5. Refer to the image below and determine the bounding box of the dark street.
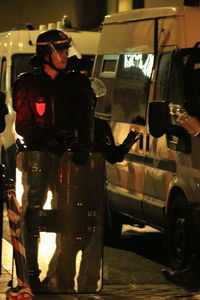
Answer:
[1,223,200,299]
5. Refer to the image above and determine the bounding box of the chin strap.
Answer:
[44,55,64,73]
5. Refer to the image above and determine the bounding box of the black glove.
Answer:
[104,130,139,164]
[72,151,90,165]
[120,130,139,154]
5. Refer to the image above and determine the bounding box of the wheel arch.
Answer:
[165,173,192,216]
[167,186,187,210]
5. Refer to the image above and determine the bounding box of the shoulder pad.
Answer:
[12,72,35,111]
[13,72,35,90]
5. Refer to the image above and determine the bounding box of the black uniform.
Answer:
[13,70,95,163]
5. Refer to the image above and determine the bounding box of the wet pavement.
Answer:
[1,267,200,300]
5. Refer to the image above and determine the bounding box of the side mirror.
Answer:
[148,101,171,138]
[90,78,107,98]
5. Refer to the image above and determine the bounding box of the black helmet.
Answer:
[30,29,72,68]
[30,29,81,69]
[36,29,71,57]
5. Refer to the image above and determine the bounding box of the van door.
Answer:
[143,47,178,228]
[107,52,154,221]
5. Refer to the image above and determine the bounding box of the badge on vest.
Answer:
[36,97,46,116]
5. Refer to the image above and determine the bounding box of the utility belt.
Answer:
[15,135,76,152]
[16,137,105,153]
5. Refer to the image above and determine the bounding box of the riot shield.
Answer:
[15,151,105,294]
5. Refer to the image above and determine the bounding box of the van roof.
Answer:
[0,29,100,56]
[103,6,199,24]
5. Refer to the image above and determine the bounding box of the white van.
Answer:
[93,6,200,270]
[0,24,100,178]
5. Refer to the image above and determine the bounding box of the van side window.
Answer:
[112,53,154,124]
[0,58,6,93]
[154,52,173,100]
[93,55,118,116]
[100,55,119,78]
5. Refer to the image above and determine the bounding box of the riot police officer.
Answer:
[12,29,95,292]
[13,29,94,162]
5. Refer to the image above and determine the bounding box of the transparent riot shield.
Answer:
[16,151,105,294]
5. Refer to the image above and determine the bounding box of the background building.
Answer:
[0,0,197,32]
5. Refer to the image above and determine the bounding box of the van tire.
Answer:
[164,195,198,270]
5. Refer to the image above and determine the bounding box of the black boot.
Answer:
[28,269,43,293]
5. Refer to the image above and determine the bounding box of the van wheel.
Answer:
[164,195,198,270]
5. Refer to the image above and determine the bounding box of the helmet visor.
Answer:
[36,37,82,59]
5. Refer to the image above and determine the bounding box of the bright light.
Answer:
[38,232,57,280]
[74,250,83,292]
[15,167,23,206]
[124,53,154,78]
[18,42,23,48]
[43,190,53,209]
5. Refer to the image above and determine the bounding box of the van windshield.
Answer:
[11,54,95,87]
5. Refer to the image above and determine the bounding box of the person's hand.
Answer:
[179,116,200,136]
[121,130,139,152]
